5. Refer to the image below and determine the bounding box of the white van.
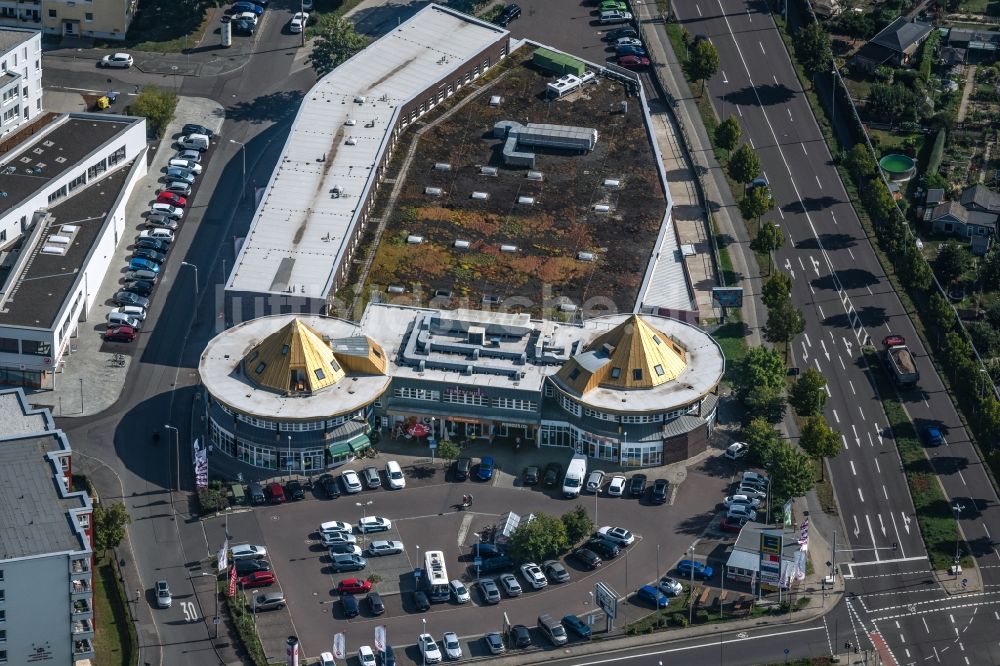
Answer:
[178,133,210,152]
[562,453,587,498]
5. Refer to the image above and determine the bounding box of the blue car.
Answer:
[129,257,160,274]
[562,614,592,639]
[676,559,713,580]
[636,584,669,608]
[232,1,263,14]
[477,456,495,481]
[616,45,647,58]
[923,426,945,447]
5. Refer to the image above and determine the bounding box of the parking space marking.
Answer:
[457,514,474,546]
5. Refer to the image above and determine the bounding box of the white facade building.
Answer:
[0,28,42,136]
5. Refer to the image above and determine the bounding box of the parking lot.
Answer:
[203,438,758,664]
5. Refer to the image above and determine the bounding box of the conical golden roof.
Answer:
[243,319,346,394]
[555,315,687,395]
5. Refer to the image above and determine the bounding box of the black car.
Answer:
[367,591,385,615]
[477,554,514,574]
[570,547,602,570]
[319,473,340,498]
[605,26,638,41]
[182,123,215,138]
[454,457,472,481]
[341,594,359,618]
[136,238,170,252]
[543,559,570,583]
[586,537,620,560]
[413,590,430,612]
[235,559,272,576]
[509,624,532,648]
[112,291,150,308]
[133,248,166,264]
[650,478,669,504]
[284,479,305,501]
[234,18,255,35]
[123,280,155,297]
[494,2,521,26]
[328,543,359,555]
[629,473,647,498]
[523,466,539,485]
[543,462,563,487]
[472,542,503,559]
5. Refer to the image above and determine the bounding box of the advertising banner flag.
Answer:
[799,518,810,545]
[783,499,793,527]
[333,633,346,660]
[227,564,237,598]
[217,538,229,571]
[374,625,386,652]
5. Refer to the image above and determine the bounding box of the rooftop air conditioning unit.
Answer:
[603,178,622,188]
[577,252,595,262]
[593,204,610,212]
[500,244,517,253]
[517,196,534,205]
[480,166,498,176]
[526,171,543,181]
[434,163,452,171]
[406,235,424,244]
[454,240,470,249]
[387,285,405,294]
[471,191,489,200]
[425,187,443,196]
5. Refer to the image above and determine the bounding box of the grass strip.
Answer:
[228,585,269,666]
[93,554,137,666]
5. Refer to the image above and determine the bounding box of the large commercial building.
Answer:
[0,112,148,388]
[0,0,135,41]
[0,28,42,135]
[199,304,724,476]
[0,388,95,664]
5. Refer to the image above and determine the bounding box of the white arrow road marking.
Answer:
[879,514,887,537]
[784,258,795,280]
[851,460,857,476]
[811,256,821,276]
[721,70,728,83]
[866,515,879,560]
[801,342,809,361]
[902,512,911,534]
[820,340,830,360]
[854,515,861,538]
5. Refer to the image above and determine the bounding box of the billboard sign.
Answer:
[595,582,618,620]
[759,529,783,585]
[712,286,744,308]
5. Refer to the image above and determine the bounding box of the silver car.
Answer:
[367,540,404,556]
[155,580,171,608]
[164,168,196,183]
[499,572,522,596]
[164,181,192,196]
[478,578,501,604]
[586,469,606,493]
[253,592,285,611]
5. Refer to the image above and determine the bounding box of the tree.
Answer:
[750,220,784,273]
[766,441,815,508]
[795,22,833,86]
[93,502,132,553]
[197,480,229,516]
[508,512,569,563]
[728,144,761,190]
[867,83,921,123]
[714,116,741,158]
[789,368,828,417]
[762,272,792,310]
[310,16,369,76]
[935,243,971,284]
[799,415,841,481]
[688,39,720,95]
[129,86,177,138]
[979,246,1000,293]
[898,243,933,291]
[927,291,955,347]
[742,417,781,468]
[733,346,786,398]
[927,129,947,175]
[561,505,594,544]
[763,299,806,360]
[741,185,776,232]
[842,144,875,185]
[436,440,461,464]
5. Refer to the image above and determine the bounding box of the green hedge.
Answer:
[927,129,946,176]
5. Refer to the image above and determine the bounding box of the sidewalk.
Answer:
[27,96,225,417]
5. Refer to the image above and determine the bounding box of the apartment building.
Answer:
[0,388,94,664]
[0,0,135,40]
[0,27,42,135]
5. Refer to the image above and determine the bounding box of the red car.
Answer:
[267,482,286,504]
[719,516,748,533]
[156,192,187,208]
[104,325,137,342]
[618,55,650,69]
[240,571,276,588]
[337,578,372,595]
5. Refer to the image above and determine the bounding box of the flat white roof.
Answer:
[226,4,507,300]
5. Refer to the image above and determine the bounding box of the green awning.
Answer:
[327,442,352,457]
[348,434,371,452]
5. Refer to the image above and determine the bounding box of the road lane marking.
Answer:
[866,514,878,558]
[859,487,865,502]
[833,409,840,423]
[773,74,777,84]
[721,70,728,83]
[818,305,825,319]
[815,175,822,189]
[759,41,765,54]
[804,332,812,347]
[839,355,846,369]
[851,460,857,475]
[849,379,856,394]
[814,358,822,372]
[457,513,473,545]
[842,434,848,449]
[802,144,807,155]
[883,485,888,499]
[874,458,880,473]
[696,4,702,15]
[848,248,855,260]
[787,108,793,121]
[737,105,742,117]
[858,406,865,420]
[958,469,967,486]
[749,135,755,149]
[825,385,831,397]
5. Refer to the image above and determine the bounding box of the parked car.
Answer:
[341,593,359,618]
[240,571,276,587]
[477,455,496,481]
[413,590,431,611]
[450,579,470,604]
[676,559,713,580]
[720,515,748,533]
[101,53,134,68]
[367,591,385,615]
[358,516,392,533]
[362,466,381,489]
[727,504,757,521]
[144,213,179,229]
[522,465,539,485]
[599,0,627,11]
[266,482,286,504]
[477,554,514,574]
[234,559,271,576]
[542,559,570,583]
[150,203,184,219]
[328,543,362,557]
[628,473,647,497]
[737,484,767,500]
[104,325,137,342]
[543,462,562,487]
[322,532,357,547]
[182,123,215,138]
[494,3,521,26]
[484,632,506,655]
[336,578,372,595]
[132,248,166,264]
[605,26,638,41]
[330,554,366,572]
[636,584,669,608]
[724,494,762,510]
[112,291,150,308]
[168,158,202,174]
[570,548,602,570]
[122,280,154,297]
[616,37,643,47]
[597,526,635,546]
[385,460,406,489]
[472,542,503,559]
[742,471,769,487]
[110,305,146,322]
[726,441,749,459]
[136,237,170,253]
[509,624,532,648]
[520,562,547,589]
[289,11,309,33]
[139,228,174,243]
[616,44,647,58]
[163,179,193,195]
[585,536,620,559]
[319,520,353,535]
[231,1,263,14]
[235,11,259,25]
[650,478,669,504]
[318,474,340,498]
[230,543,268,560]
[478,578,501,604]
[156,192,187,207]
[284,479,305,501]
[617,55,650,69]
[155,580,171,608]
[164,167,197,183]
[368,540,404,556]
[658,576,683,596]
[606,475,626,496]
[599,9,633,24]
[442,631,463,660]
[585,469,605,493]
[175,149,202,163]
[499,572,522,596]
[128,258,159,274]
[562,614,592,639]
[453,457,472,481]
[923,426,945,447]
[252,592,285,611]
[341,469,363,493]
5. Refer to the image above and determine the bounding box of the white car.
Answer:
[168,158,202,174]
[110,305,146,322]
[385,460,406,489]
[616,37,642,47]
[499,572,522,596]
[357,646,376,666]
[357,516,392,533]
[606,475,626,496]
[174,149,202,163]
[368,540,404,556]
[418,633,442,664]
[289,11,308,33]
[659,576,683,596]
[520,562,547,589]
[725,441,748,459]
[155,580,171,608]
[139,228,174,243]
[597,526,635,546]
[328,544,363,558]
[450,579,470,603]
[150,203,183,219]
[319,520,353,535]
[723,494,762,510]
[319,652,335,666]
[737,484,767,500]
[101,52,133,68]
[341,470,362,493]
[230,543,267,560]
[442,632,462,660]
[236,11,258,24]
[321,531,357,546]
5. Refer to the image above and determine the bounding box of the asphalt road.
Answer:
[672,0,1000,663]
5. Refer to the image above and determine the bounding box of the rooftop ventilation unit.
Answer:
[433,163,452,171]
[345,118,356,126]
[577,251,595,261]
[345,137,357,145]
[526,171,544,181]
[406,235,424,244]
[517,196,534,205]
[559,303,578,312]
[480,166,498,176]
[471,191,489,200]
[387,285,405,294]
[47,234,70,245]
[418,360,426,373]
[681,244,697,257]
[41,245,65,255]
[593,204,610,212]
[603,178,622,188]
[60,224,79,235]
[489,95,502,106]
[468,326,485,345]
[425,187,443,197]
[464,365,473,375]
[354,95,366,104]
[454,240,470,249]
[500,244,518,253]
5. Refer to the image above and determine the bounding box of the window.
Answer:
[569,368,580,381]
[442,389,487,406]
[314,368,325,380]
[21,340,50,356]
[0,610,5,622]
[559,394,581,417]
[0,648,7,662]
[393,387,440,401]
[652,334,663,345]
[584,407,617,422]
[281,344,289,355]
[654,364,665,376]
[610,367,621,379]
[543,383,554,397]
[48,9,56,17]
[0,339,16,354]
[254,362,265,374]
[621,413,662,424]
[493,397,537,411]
[84,12,93,21]
[0,629,5,643]
[68,172,87,192]
[107,145,126,167]
[632,368,643,381]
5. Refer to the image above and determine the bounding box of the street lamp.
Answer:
[194,572,220,638]
[180,261,199,298]
[422,618,427,666]
[687,545,695,625]
[163,424,180,494]
[357,500,373,545]
[228,139,247,203]
[286,434,293,482]
[952,503,965,572]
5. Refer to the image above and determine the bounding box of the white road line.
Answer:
[858,406,866,420]
[874,458,880,473]
[804,332,812,347]
[696,4,702,15]
[721,70,729,83]
[858,487,865,502]
[851,460,857,476]
[457,513,473,545]
[958,469,968,486]
[824,385,831,397]
[984,524,992,540]
[798,256,806,270]
[923,617,930,633]
[866,514,878,558]
[787,108,793,121]
[772,74,778,84]
[848,248,855,260]
[833,409,840,423]
[815,175,822,189]
[749,135,755,149]
[883,485,888,500]
[759,41,765,54]
[802,144,808,155]
[849,380,856,394]
[817,305,825,319]
[839,355,846,370]
[831,211,838,225]
[814,358,822,372]
[737,106,743,117]
[841,434,848,449]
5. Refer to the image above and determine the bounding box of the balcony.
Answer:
[73,638,94,658]
[71,619,94,638]
[71,557,91,574]
[71,598,92,619]
[71,579,92,598]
